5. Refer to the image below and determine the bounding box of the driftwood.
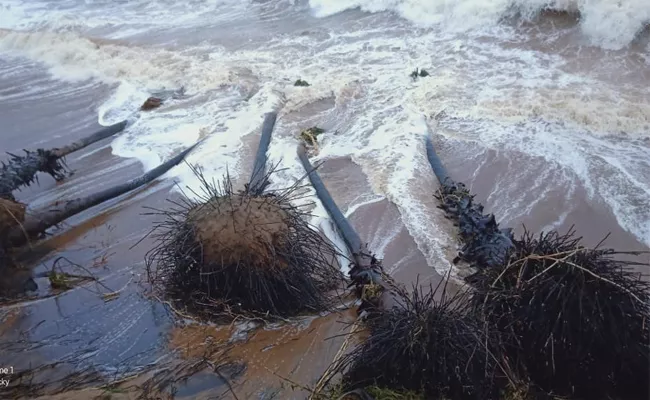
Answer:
[0,120,128,201]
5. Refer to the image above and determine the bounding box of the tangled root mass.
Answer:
[336,283,502,400]
[469,228,650,400]
[146,170,342,320]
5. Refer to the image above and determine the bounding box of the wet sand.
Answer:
[1,70,648,400]
[435,135,650,254]
[0,83,445,398]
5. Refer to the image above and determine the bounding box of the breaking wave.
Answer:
[309,0,650,49]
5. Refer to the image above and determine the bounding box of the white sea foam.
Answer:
[0,30,238,90]
[308,0,650,49]
[353,112,457,278]
[0,0,251,34]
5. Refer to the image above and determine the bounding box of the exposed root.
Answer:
[468,228,650,400]
[331,281,504,400]
[0,198,34,299]
[0,198,27,273]
[0,198,26,235]
[145,166,343,321]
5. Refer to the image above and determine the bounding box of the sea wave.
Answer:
[1,0,648,258]
[308,0,650,49]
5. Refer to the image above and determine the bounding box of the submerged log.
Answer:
[0,120,128,201]
[6,141,199,248]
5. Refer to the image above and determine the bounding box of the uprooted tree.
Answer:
[295,134,650,400]
[424,134,650,400]
[0,142,200,297]
[1,86,187,202]
[299,146,505,400]
[145,113,344,321]
[0,121,128,201]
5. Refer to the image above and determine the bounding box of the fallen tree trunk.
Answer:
[297,144,362,254]
[248,112,278,193]
[7,141,199,248]
[50,120,128,159]
[0,120,128,201]
[297,144,389,312]
[424,134,650,399]
[297,144,500,400]
[424,135,513,269]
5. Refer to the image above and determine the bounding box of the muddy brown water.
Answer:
[1,72,648,399]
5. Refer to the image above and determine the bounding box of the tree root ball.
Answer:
[146,179,343,320]
[468,229,650,400]
[0,198,37,298]
[334,284,501,400]
[0,198,25,236]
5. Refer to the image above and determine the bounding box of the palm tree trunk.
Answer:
[248,112,278,193]
[297,144,386,297]
[297,144,363,256]
[50,120,128,158]
[424,135,513,268]
[0,121,128,200]
[7,141,199,247]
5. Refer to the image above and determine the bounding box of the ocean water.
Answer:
[1,0,649,392]
[1,0,649,270]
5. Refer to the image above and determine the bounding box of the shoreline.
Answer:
[1,67,648,398]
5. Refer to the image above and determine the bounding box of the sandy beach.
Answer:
[1,1,649,398]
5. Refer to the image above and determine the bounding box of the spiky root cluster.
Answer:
[1,149,66,200]
[337,181,650,399]
[435,175,650,399]
[145,171,343,321]
[467,229,650,400]
[333,283,502,400]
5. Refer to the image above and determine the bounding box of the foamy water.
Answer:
[309,0,650,49]
[1,0,649,272]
